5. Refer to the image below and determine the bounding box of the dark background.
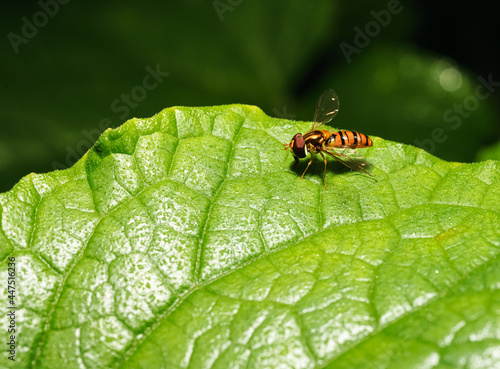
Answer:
[2,0,499,192]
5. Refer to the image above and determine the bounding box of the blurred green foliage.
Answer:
[1,0,499,192]
[477,140,500,161]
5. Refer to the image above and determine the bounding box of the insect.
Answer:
[284,89,374,188]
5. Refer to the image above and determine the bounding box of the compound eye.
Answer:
[292,134,307,158]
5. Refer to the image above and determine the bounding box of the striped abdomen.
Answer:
[329,130,372,148]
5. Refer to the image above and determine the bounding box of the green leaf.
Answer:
[2,105,500,369]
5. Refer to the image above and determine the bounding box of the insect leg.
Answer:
[300,154,314,180]
[320,149,375,177]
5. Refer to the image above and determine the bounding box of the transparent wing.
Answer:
[313,89,340,129]
[320,148,374,177]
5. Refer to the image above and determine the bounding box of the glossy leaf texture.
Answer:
[1,105,500,369]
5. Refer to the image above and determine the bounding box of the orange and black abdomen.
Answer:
[331,130,372,148]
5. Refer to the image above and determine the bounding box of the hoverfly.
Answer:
[284,89,374,188]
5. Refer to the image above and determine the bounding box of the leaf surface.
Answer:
[1,105,500,369]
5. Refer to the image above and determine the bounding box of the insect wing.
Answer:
[321,149,374,177]
[313,89,340,129]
